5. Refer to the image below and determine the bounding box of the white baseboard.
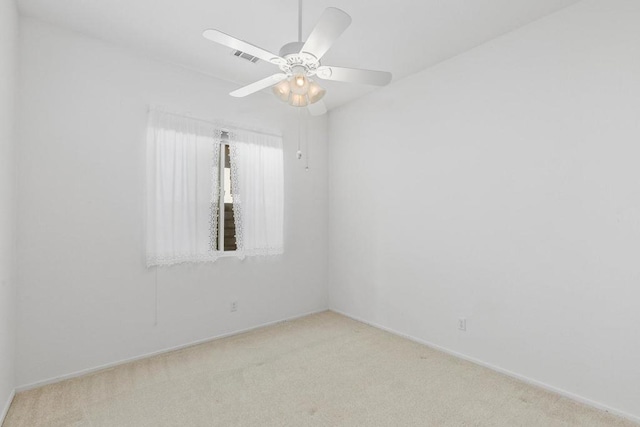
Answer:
[1,389,15,425]
[330,309,640,425]
[16,308,328,392]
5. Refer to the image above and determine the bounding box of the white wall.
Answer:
[16,18,328,387]
[328,0,640,420]
[0,0,18,418]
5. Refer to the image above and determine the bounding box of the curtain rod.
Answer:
[148,106,283,138]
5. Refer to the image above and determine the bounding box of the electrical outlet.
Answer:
[458,318,467,331]
[230,301,238,312]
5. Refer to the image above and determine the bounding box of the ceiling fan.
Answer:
[202,0,392,116]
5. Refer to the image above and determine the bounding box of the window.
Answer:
[145,109,284,267]
[217,138,237,252]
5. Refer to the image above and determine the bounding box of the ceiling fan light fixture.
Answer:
[288,93,309,107]
[272,79,291,102]
[204,3,392,116]
[307,80,326,104]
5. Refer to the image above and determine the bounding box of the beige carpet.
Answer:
[3,311,637,427]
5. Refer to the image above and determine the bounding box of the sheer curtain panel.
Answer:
[146,109,221,266]
[229,130,284,257]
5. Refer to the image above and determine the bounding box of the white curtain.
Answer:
[146,109,221,267]
[229,130,284,257]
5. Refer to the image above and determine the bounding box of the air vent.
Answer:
[232,50,260,63]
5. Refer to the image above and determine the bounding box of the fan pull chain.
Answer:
[297,107,302,160]
[305,109,310,170]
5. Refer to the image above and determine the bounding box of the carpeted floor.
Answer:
[3,311,637,426]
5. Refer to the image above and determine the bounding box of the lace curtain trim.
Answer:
[147,253,221,267]
[208,130,223,252]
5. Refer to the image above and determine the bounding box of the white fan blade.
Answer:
[300,8,352,60]
[203,29,285,65]
[316,66,392,86]
[307,100,327,116]
[230,74,288,98]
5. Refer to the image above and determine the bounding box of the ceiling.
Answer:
[17,0,580,110]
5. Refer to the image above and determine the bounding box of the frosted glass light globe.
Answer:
[288,93,309,107]
[290,66,309,95]
[307,80,326,104]
[272,79,291,102]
